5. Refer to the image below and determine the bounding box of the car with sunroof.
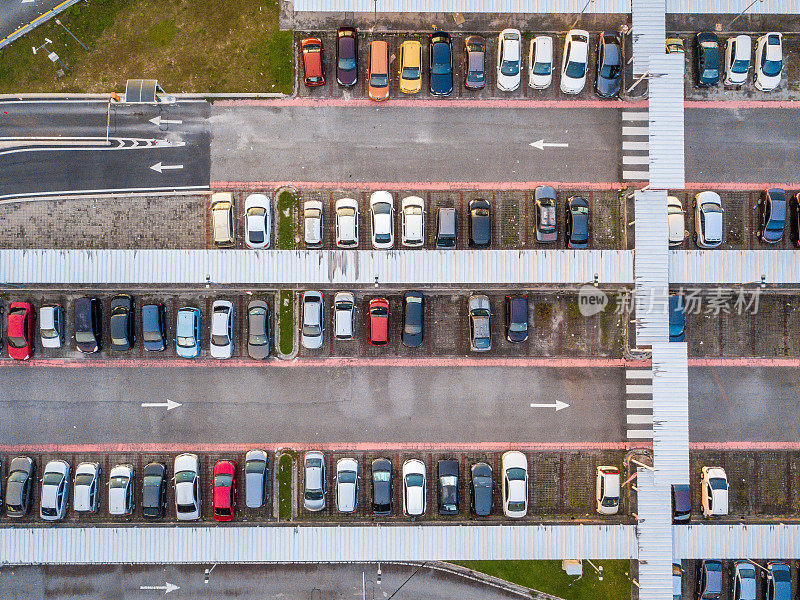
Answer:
[176,306,201,358]
[695,32,720,87]
[464,35,486,90]
[755,32,782,91]
[496,29,521,91]
[429,31,453,96]
[336,27,358,87]
[758,188,786,244]
[303,451,326,512]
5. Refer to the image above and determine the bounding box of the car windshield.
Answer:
[468,69,485,82]
[472,308,490,318]
[599,63,620,79]
[668,204,682,215]
[305,207,321,219]
[763,58,781,77]
[507,501,525,511]
[373,471,391,482]
[177,334,195,347]
[339,56,356,71]
[303,323,321,336]
[175,471,195,484]
[338,207,355,217]
[338,471,357,484]
[110,476,128,489]
[441,475,457,486]
[732,58,749,73]
[307,458,322,468]
[249,230,264,243]
[143,474,162,487]
[473,208,489,217]
[602,495,619,507]
[704,204,722,213]
[306,490,323,500]
[739,567,756,578]
[772,567,791,581]
[211,333,230,346]
[500,59,519,76]
[75,473,94,486]
[41,326,58,339]
[573,205,589,215]
[565,60,586,79]
[8,333,26,348]
[474,476,491,488]
[506,467,526,481]
[249,332,268,346]
[706,562,721,572]
[373,203,391,215]
[305,44,321,53]
[406,474,423,487]
[214,473,233,487]
[42,472,62,485]
[406,206,422,216]
[371,306,388,316]
[246,460,265,474]
[709,477,727,490]
[143,330,162,343]
[402,66,420,80]
[9,471,27,483]
[177,503,195,513]
[509,321,527,332]
[75,331,96,343]
[370,73,388,87]
[533,62,551,75]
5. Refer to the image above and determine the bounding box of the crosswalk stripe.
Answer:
[626,369,651,379]
[627,413,654,425]
[623,170,650,180]
[622,112,649,121]
[627,384,653,394]
[627,398,654,409]
[627,429,655,439]
[623,155,649,165]
[623,141,649,151]
[622,126,649,136]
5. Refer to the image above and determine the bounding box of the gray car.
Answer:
[247,300,271,359]
[303,451,326,512]
[468,294,492,352]
[5,456,34,517]
[302,291,324,350]
[245,449,269,508]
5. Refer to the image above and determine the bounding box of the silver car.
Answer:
[302,291,324,350]
[174,453,201,521]
[333,292,355,340]
[108,464,135,516]
[468,294,492,352]
[40,459,70,521]
[73,461,101,513]
[336,458,359,513]
[303,200,324,247]
[303,451,326,512]
[39,304,64,349]
[245,449,269,509]
[694,191,723,249]
[210,300,234,359]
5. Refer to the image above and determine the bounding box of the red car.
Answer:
[368,298,389,346]
[301,37,325,87]
[7,302,34,360]
[212,460,237,522]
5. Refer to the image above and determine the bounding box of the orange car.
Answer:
[301,37,325,87]
[368,40,390,101]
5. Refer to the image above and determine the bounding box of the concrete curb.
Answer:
[0,0,85,50]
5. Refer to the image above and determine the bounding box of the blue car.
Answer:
[176,306,201,358]
[429,31,453,97]
[669,294,685,342]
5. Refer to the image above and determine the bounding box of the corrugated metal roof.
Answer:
[674,524,800,559]
[0,249,634,285]
[636,471,674,600]
[631,0,665,75]
[293,0,631,12]
[651,342,689,485]
[665,0,799,13]
[0,524,638,564]
[634,190,669,346]
[670,250,800,284]
[647,55,685,190]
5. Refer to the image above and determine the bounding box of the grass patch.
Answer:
[278,290,294,356]
[451,560,631,600]
[276,188,298,250]
[0,0,293,93]
[277,452,294,521]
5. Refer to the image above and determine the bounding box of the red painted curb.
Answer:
[688,358,800,367]
[683,182,800,191]
[689,442,800,450]
[685,100,800,109]
[211,181,628,191]
[214,98,645,109]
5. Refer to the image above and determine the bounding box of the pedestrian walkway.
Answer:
[626,367,654,439]
[621,109,650,181]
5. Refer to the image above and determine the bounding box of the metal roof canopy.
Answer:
[651,342,689,485]
[293,0,629,12]
[633,190,669,346]
[123,80,173,104]
[665,0,799,13]
[674,524,800,559]
[631,0,666,75]
[647,54,685,190]
[670,250,800,284]
[636,471,674,600]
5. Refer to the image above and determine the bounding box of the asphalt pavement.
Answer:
[0,0,61,43]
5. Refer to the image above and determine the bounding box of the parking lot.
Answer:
[679,559,800,600]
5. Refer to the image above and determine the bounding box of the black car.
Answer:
[464,35,486,90]
[470,462,492,517]
[469,198,491,248]
[429,31,453,96]
[534,185,557,243]
[437,459,459,515]
[402,291,424,348]
[5,455,35,517]
[371,458,392,516]
[697,560,723,599]
[110,294,135,351]
[142,303,166,352]
[595,32,622,98]
[504,294,528,343]
[141,461,167,519]
[566,196,590,249]
[669,294,685,343]
[75,297,102,353]
[336,27,358,87]
[758,188,786,244]
[695,32,720,87]
[790,193,800,249]
[671,484,691,523]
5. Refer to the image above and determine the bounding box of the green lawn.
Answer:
[451,560,631,600]
[276,188,298,250]
[278,290,294,356]
[0,0,293,93]
[277,452,294,521]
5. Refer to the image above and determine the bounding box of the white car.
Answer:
[174,453,201,521]
[108,464,135,516]
[301,291,324,350]
[402,459,426,516]
[335,198,359,248]
[724,35,750,86]
[303,451,326,512]
[496,29,521,91]
[333,291,355,340]
[754,32,782,91]
[694,191,723,249]
[401,196,425,247]
[667,196,685,247]
[303,200,324,248]
[39,304,63,348]
[528,36,553,89]
[502,451,528,518]
[595,466,620,515]
[336,458,359,513]
[701,466,729,517]
[370,191,394,249]
[40,459,70,521]
[244,193,271,249]
[210,300,234,359]
[561,30,590,94]
[73,461,101,513]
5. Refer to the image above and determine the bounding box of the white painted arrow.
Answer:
[149,116,183,127]
[529,400,570,411]
[140,582,179,594]
[150,162,184,173]
[529,139,569,150]
[141,399,182,411]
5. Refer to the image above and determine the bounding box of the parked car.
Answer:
[7,301,33,360]
[695,32,720,87]
[401,196,425,247]
[758,188,786,244]
[368,40,390,101]
[176,306,201,358]
[528,35,553,89]
[399,40,422,94]
[333,292,355,341]
[335,198,359,248]
[437,459,459,515]
[671,483,691,523]
[669,294,686,342]
[700,466,728,517]
[210,300,234,359]
[534,185,557,242]
[733,561,757,600]
[496,29,521,91]
[73,461,101,513]
[40,459,70,521]
[504,294,528,343]
[469,294,491,352]
[303,200,324,248]
[595,466,620,515]
[668,196,685,247]
[368,297,390,346]
[110,294,135,351]
[370,191,394,249]
[402,459,426,517]
[301,37,325,87]
[245,450,269,509]
[501,451,528,518]
[673,563,682,600]
[790,193,800,248]
[5,456,34,517]
[754,32,782,91]
[212,459,236,522]
[244,193,271,249]
[561,29,589,94]
[429,31,453,96]
[694,191,723,248]
[371,458,393,515]
[402,291,424,348]
[174,453,201,521]
[142,303,166,352]
[595,32,622,97]
[724,34,751,86]
[39,304,63,349]
[303,451,326,512]
[697,560,723,600]
[435,206,457,248]
[108,463,135,516]
[336,458,359,513]
[141,461,167,519]
[666,37,685,54]
[765,561,792,600]
[301,291,324,350]
[210,192,235,248]
[470,462,493,517]
[74,297,102,354]
[566,196,590,249]
[468,198,491,247]
[336,27,358,87]
[464,35,486,90]
[247,300,270,359]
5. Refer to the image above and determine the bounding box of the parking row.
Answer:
[680,559,799,600]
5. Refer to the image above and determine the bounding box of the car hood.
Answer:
[430,72,453,94]
[596,74,620,96]
[176,481,195,505]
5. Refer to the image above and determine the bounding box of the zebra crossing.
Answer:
[626,367,653,440]
[622,109,650,182]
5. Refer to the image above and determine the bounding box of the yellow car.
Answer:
[399,40,422,94]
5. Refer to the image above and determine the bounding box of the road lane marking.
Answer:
[626,384,653,393]
[626,369,651,379]
[622,141,649,151]
[140,583,179,594]
[622,112,649,120]
[627,414,653,425]
[626,430,654,440]
[622,126,649,136]
[529,139,569,150]
[626,399,653,409]
[150,161,184,173]
[0,185,208,201]
[529,400,570,411]
[622,156,649,165]
[622,171,649,180]
[141,400,181,410]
